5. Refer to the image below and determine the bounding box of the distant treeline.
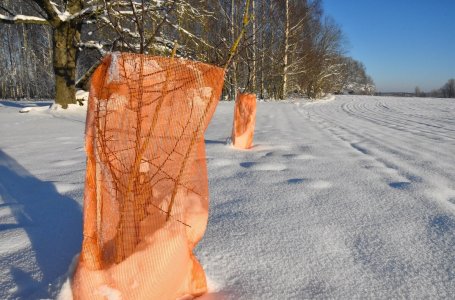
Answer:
[414,79,455,98]
[0,0,375,104]
[375,79,455,98]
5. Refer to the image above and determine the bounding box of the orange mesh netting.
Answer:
[72,52,225,299]
[231,92,257,149]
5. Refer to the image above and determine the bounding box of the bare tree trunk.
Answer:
[20,13,30,99]
[281,0,290,100]
[6,25,17,99]
[251,0,256,93]
[53,24,77,108]
[268,0,276,99]
[230,0,237,100]
[259,0,265,99]
[52,1,82,108]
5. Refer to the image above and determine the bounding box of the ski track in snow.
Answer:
[1,96,455,299]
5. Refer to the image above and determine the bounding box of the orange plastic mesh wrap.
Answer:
[72,53,225,299]
[231,92,257,149]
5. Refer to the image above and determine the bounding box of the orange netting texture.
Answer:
[72,53,225,299]
[231,92,257,149]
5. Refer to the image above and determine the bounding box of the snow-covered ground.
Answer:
[1,95,455,299]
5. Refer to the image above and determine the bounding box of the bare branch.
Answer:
[66,4,104,22]
[76,59,103,88]
[33,0,62,24]
[0,5,14,16]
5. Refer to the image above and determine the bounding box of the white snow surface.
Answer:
[1,95,455,299]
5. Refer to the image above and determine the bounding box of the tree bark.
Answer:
[52,1,82,108]
[259,0,265,99]
[53,21,80,108]
[281,0,290,100]
[251,0,256,93]
[230,0,237,100]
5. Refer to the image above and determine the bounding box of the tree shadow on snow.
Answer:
[205,139,227,145]
[199,291,231,299]
[0,150,82,298]
[0,100,52,109]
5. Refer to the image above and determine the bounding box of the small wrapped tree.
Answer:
[231,92,257,149]
[72,52,225,299]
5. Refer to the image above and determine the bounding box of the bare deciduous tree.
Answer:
[1,0,375,103]
[0,0,218,107]
[441,79,455,98]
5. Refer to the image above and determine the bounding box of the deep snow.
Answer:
[1,95,455,299]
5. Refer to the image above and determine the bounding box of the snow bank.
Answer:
[75,90,89,102]
[18,90,89,114]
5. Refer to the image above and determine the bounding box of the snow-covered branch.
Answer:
[0,13,49,25]
[77,41,108,55]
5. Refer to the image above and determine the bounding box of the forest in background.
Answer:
[0,0,376,104]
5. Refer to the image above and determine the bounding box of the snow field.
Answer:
[0,95,455,299]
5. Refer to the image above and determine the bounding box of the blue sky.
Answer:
[322,0,455,92]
